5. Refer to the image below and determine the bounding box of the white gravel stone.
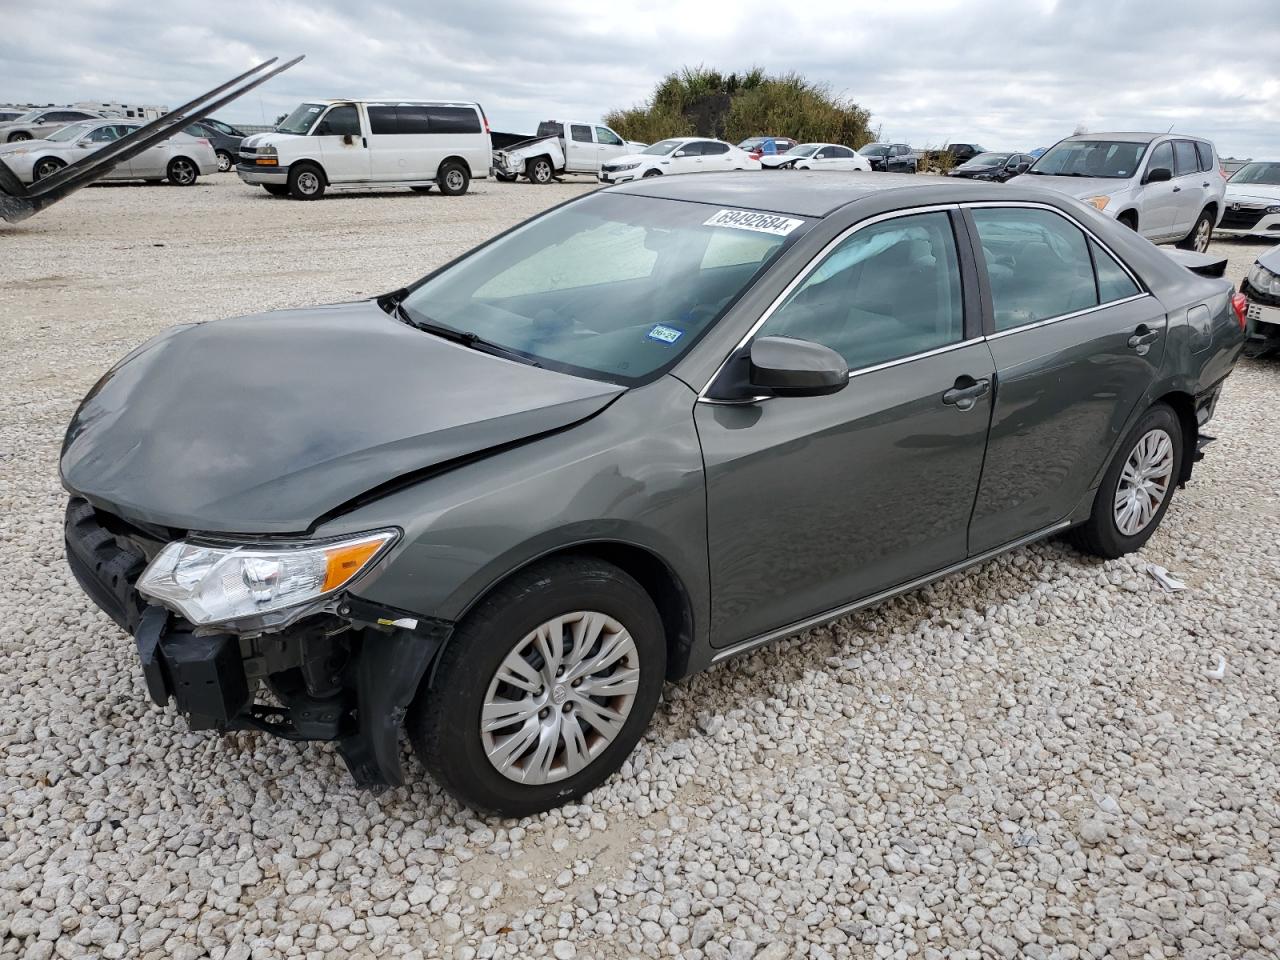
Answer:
[1,177,1277,960]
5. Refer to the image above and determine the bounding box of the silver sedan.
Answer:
[0,119,218,186]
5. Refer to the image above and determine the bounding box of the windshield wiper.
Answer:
[394,303,541,367]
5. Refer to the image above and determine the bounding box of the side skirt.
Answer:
[710,519,1073,664]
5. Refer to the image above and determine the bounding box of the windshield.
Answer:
[276,103,326,135]
[642,139,683,156]
[1229,162,1280,186]
[786,144,822,157]
[399,193,805,384]
[1028,139,1149,179]
[965,152,1011,167]
[738,138,767,149]
[859,144,889,156]
[47,122,95,142]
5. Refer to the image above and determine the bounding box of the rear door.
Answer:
[83,124,135,178]
[965,203,1167,553]
[314,103,370,183]
[565,124,596,172]
[667,141,703,174]
[696,207,995,646]
[367,105,416,181]
[1172,139,1206,236]
[701,141,734,171]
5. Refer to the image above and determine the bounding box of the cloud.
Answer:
[1,0,1276,157]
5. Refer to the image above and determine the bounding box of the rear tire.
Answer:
[526,156,554,184]
[436,160,469,196]
[1177,209,1214,252]
[408,556,666,816]
[288,163,325,200]
[1069,403,1183,559]
[166,157,198,186]
[8,131,32,143]
[32,157,65,182]
[215,150,234,173]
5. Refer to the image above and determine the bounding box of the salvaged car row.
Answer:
[62,173,1247,815]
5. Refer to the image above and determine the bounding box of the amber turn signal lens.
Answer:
[323,540,387,592]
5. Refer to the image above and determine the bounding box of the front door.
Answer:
[314,103,370,183]
[83,124,134,179]
[965,204,1167,552]
[696,208,994,646]
[1137,140,1179,240]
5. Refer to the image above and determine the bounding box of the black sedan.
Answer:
[184,118,247,173]
[949,152,1036,182]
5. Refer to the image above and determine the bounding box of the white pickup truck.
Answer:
[492,120,645,184]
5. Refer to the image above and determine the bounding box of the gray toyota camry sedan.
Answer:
[62,173,1246,815]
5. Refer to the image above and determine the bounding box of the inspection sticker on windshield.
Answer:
[647,324,684,344]
[703,209,804,236]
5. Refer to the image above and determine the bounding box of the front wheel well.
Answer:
[438,155,472,177]
[1117,209,1139,230]
[290,159,327,184]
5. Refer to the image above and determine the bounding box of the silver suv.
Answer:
[1011,133,1226,251]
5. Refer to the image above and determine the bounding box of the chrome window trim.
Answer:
[696,203,964,401]
[983,293,1150,341]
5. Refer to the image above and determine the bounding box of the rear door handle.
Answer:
[1128,325,1160,354]
[942,376,990,411]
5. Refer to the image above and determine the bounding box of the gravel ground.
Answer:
[2,176,1278,960]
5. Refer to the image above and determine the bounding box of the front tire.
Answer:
[1177,209,1214,252]
[436,160,469,196]
[166,157,198,186]
[8,131,32,143]
[409,556,666,816]
[642,168,662,178]
[1069,403,1183,559]
[32,157,65,182]
[288,163,325,200]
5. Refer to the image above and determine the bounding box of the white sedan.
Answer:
[598,137,759,184]
[760,143,871,172]
[0,118,218,186]
[1218,162,1280,239]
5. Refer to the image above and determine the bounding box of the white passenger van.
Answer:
[237,100,491,199]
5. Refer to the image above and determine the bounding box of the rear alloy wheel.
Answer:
[8,131,32,143]
[215,150,233,173]
[166,157,198,186]
[436,160,469,196]
[526,157,554,184]
[1178,209,1214,252]
[409,556,665,816]
[32,157,65,182]
[288,164,325,200]
[1069,403,1182,559]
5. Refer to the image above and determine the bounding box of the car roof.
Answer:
[304,99,480,107]
[609,170,1022,218]
[1062,132,1210,145]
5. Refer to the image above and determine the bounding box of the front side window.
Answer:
[570,124,593,143]
[859,144,889,157]
[1029,140,1149,179]
[86,124,123,143]
[1174,141,1199,177]
[786,144,821,157]
[316,105,361,137]
[47,122,95,142]
[972,208,1099,330]
[756,211,964,371]
[596,126,622,146]
[400,193,804,384]
[1146,141,1174,176]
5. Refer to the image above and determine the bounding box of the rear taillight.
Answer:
[1231,292,1248,330]
[1219,164,1227,179]
[197,138,210,146]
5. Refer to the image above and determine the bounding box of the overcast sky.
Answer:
[3,0,1277,158]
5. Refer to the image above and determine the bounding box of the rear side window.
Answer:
[702,142,729,155]
[971,207,1098,330]
[1174,141,1199,177]
[570,124,592,143]
[1090,240,1140,302]
[756,211,964,371]
[426,107,481,134]
[1195,141,1215,172]
[368,106,398,135]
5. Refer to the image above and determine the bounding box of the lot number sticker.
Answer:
[703,209,804,236]
[647,324,684,344]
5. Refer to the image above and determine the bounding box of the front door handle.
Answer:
[1128,325,1160,355]
[1172,186,1181,192]
[942,376,990,411]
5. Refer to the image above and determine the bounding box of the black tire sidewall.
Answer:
[411,560,666,816]
[167,158,197,186]
[436,161,469,196]
[1088,404,1183,557]
[528,158,553,184]
[33,158,63,181]
[216,150,233,172]
[288,164,324,200]
[1178,210,1213,251]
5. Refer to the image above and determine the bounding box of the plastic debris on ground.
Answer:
[1145,563,1187,592]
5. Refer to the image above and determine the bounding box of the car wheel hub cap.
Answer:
[1195,220,1210,251]
[1113,428,1174,536]
[299,173,317,192]
[481,611,640,785]
[447,171,463,189]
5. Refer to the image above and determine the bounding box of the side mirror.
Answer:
[342,133,354,145]
[1145,167,1172,184]
[749,337,848,397]
[674,150,688,157]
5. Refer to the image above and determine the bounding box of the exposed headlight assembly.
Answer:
[1247,262,1280,297]
[613,162,641,171]
[138,530,398,628]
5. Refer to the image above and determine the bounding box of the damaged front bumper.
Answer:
[64,497,452,788]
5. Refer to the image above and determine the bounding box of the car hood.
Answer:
[61,300,625,534]
[240,131,302,149]
[1225,183,1280,204]
[609,152,661,166]
[0,137,55,154]
[1258,244,1280,273]
[1007,173,1126,197]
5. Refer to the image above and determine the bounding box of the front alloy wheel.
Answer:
[409,556,665,816]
